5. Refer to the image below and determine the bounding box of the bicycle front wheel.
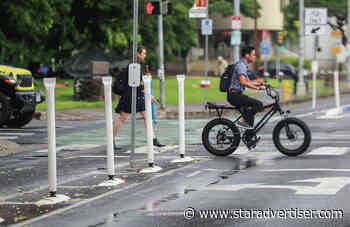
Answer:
[202,118,241,156]
[273,117,311,156]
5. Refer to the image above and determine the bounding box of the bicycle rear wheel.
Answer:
[202,118,241,156]
[273,117,311,156]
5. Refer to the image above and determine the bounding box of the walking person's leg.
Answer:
[113,112,129,150]
[140,111,165,147]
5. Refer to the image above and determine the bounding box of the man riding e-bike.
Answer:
[227,46,268,149]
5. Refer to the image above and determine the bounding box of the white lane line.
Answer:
[186,171,202,178]
[0,136,17,140]
[125,145,179,154]
[308,147,349,156]
[34,144,101,153]
[79,155,129,158]
[0,133,34,136]
[264,169,350,172]
[0,217,3,223]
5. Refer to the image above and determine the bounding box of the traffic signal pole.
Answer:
[297,0,306,96]
[347,0,350,89]
[233,0,240,63]
[158,14,166,109]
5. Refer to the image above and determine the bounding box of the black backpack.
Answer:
[112,68,128,95]
[219,63,236,92]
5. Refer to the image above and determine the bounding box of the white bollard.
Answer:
[37,78,70,205]
[143,75,154,167]
[334,70,341,109]
[139,75,162,173]
[98,77,124,187]
[44,78,57,196]
[103,77,115,179]
[326,70,343,116]
[311,61,318,109]
[171,75,194,163]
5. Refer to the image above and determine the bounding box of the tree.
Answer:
[0,0,259,69]
[283,0,348,46]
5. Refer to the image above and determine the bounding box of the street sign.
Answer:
[330,48,342,55]
[230,31,241,46]
[305,8,328,25]
[189,7,207,18]
[128,63,141,87]
[231,16,241,30]
[260,41,271,57]
[305,25,328,36]
[201,19,212,35]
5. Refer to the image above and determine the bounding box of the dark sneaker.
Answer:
[153,138,165,147]
[113,141,123,151]
[236,121,253,129]
[247,136,261,150]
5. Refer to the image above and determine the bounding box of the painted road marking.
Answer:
[0,217,3,223]
[125,145,179,154]
[186,171,202,178]
[308,147,349,156]
[0,133,34,136]
[0,136,18,140]
[34,144,100,153]
[79,155,129,158]
[264,169,350,172]
[206,177,350,195]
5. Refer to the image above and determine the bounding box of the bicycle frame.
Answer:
[232,101,284,134]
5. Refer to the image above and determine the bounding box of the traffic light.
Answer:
[277,31,283,44]
[146,1,161,15]
[145,0,171,15]
[161,1,172,15]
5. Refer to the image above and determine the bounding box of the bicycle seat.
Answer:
[205,102,239,110]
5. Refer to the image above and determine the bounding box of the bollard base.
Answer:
[140,165,162,173]
[35,194,70,206]
[49,191,57,197]
[171,156,195,163]
[98,178,125,187]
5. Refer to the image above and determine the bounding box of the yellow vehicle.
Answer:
[0,65,45,128]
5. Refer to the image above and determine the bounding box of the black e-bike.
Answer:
[202,86,311,157]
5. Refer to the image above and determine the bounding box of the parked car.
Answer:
[258,61,297,81]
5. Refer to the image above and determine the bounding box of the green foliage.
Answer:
[0,0,258,70]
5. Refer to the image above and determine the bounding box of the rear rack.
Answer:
[205,102,239,118]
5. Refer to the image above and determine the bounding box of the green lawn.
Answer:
[35,77,326,110]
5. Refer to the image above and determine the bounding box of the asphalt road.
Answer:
[1,94,350,226]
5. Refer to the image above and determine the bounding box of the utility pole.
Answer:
[254,0,259,69]
[347,0,350,89]
[233,0,240,63]
[297,0,306,96]
[158,14,166,109]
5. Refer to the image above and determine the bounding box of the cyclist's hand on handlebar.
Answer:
[258,85,266,90]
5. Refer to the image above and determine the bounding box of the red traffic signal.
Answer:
[146,1,160,15]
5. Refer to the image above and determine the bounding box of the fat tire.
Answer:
[0,92,10,126]
[202,118,241,156]
[5,109,35,128]
[273,117,311,156]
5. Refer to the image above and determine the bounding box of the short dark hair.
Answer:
[241,46,255,58]
[137,46,146,54]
